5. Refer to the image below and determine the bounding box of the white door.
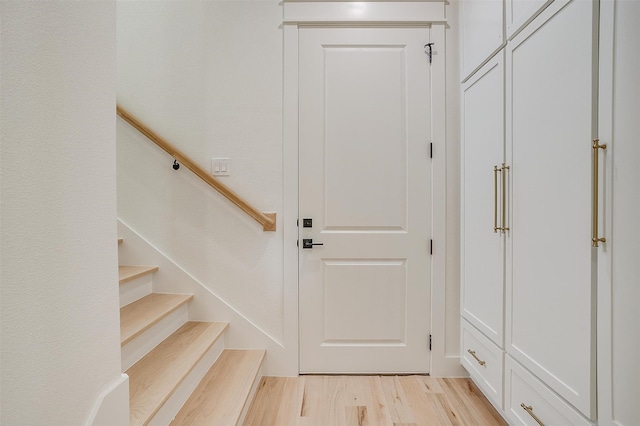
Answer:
[298,27,432,373]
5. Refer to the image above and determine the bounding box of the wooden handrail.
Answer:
[117,104,276,231]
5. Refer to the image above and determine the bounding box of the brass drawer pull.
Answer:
[467,349,486,366]
[520,403,545,426]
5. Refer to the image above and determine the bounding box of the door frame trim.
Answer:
[283,1,446,24]
[283,1,459,376]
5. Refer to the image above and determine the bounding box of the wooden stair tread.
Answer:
[173,349,266,426]
[120,293,193,346]
[126,321,228,426]
[119,265,158,285]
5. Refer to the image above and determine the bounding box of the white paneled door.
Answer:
[298,27,432,373]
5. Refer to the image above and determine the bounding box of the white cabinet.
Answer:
[462,0,639,424]
[505,357,593,426]
[461,53,505,347]
[461,319,505,410]
[460,0,504,81]
[461,0,600,423]
[505,0,553,38]
[505,0,597,418]
[461,51,507,414]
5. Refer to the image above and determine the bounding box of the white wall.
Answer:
[117,0,462,373]
[607,1,640,422]
[117,0,284,342]
[0,2,122,425]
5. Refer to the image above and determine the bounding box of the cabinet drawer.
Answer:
[461,320,504,410]
[505,357,593,426]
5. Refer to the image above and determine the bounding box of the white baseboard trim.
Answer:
[87,373,129,426]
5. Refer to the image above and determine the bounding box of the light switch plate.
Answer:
[211,158,230,176]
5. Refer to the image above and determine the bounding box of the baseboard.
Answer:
[87,373,129,426]
[117,218,297,376]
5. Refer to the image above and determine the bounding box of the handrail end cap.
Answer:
[262,212,277,232]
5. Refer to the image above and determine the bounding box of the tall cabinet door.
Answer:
[505,0,597,419]
[461,53,505,346]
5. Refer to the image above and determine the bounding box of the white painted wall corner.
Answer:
[87,374,129,426]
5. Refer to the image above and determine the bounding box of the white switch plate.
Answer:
[211,158,230,176]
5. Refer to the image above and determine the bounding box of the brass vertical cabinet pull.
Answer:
[493,164,509,234]
[520,403,545,426]
[592,139,607,247]
[501,163,510,233]
[467,349,486,366]
[494,166,500,233]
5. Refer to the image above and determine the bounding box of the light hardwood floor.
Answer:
[244,376,506,426]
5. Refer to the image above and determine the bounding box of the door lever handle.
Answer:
[302,239,324,249]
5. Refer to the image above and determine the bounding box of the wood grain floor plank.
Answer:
[467,380,506,426]
[379,376,416,425]
[396,376,448,425]
[243,377,284,426]
[444,378,504,426]
[245,377,306,426]
[371,377,395,426]
[418,376,445,394]
[244,376,507,426]
[280,376,307,426]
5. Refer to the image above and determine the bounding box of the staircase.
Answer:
[118,238,265,425]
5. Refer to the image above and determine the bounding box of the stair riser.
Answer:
[120,274,153,308]
[122,306,189,371]
[147,337,225,426]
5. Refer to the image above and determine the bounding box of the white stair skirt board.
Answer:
[147,337,225,426]
[122,305,189,371]
[119,274,153,308]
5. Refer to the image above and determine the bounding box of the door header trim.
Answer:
[284,2,447,24]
